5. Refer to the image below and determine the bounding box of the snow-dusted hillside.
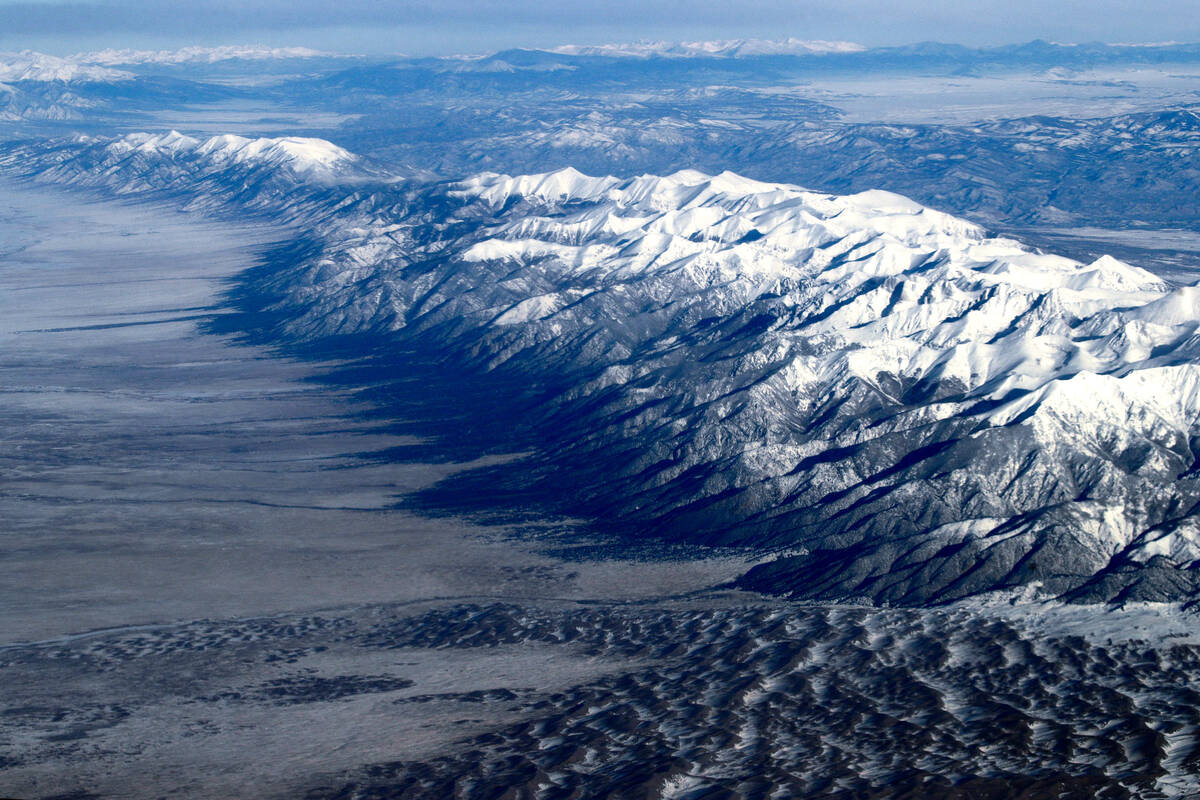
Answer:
[7,134,1200,605]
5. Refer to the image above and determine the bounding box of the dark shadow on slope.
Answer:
[202,237,747,566]
[203,229,1200,607]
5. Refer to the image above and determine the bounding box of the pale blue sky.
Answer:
[0,0,1195,56]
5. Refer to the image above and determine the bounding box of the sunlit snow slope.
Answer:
[8,133,1200,605]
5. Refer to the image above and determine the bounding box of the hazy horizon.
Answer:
[1,0,1198,58]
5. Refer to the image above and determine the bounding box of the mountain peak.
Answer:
[195,134,356,173]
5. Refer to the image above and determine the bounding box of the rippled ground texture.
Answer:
[5,600,1199,799]
[318,604,1200,800]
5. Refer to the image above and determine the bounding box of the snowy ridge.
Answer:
[193,133,355,173]
[104,131,357,178]
[450,167,1173,406]
[0,51,133,83]
[0,87,94,122]
[547,38,867,59]
[0,45,345,90]
[75,45,344,66]
[6,137,1200,604]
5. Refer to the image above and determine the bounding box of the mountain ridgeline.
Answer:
[9,131,1200,606]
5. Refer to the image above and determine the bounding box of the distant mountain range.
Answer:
[450,38,1200,69]
[546,38,867,58]
[6,38,1200,87]
[0,51,133,83]
[74,45,345,66]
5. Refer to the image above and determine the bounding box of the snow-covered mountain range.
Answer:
[7,132,1200,605]
[104,130,359,179]
[74,45,343,66]
[0,51,133,83]
[547,38,866,59]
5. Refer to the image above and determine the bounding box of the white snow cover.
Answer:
[450,168,1177,427]
[106,131,356,176]
[438,168,1200,565]
[548,38,866,58]
[195,134,355,173]
[0,51,133,83]
[75,45,343,66]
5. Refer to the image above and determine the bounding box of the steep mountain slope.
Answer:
[6,133,1200,605]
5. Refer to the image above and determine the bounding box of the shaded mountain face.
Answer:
[7,133,1200,605]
